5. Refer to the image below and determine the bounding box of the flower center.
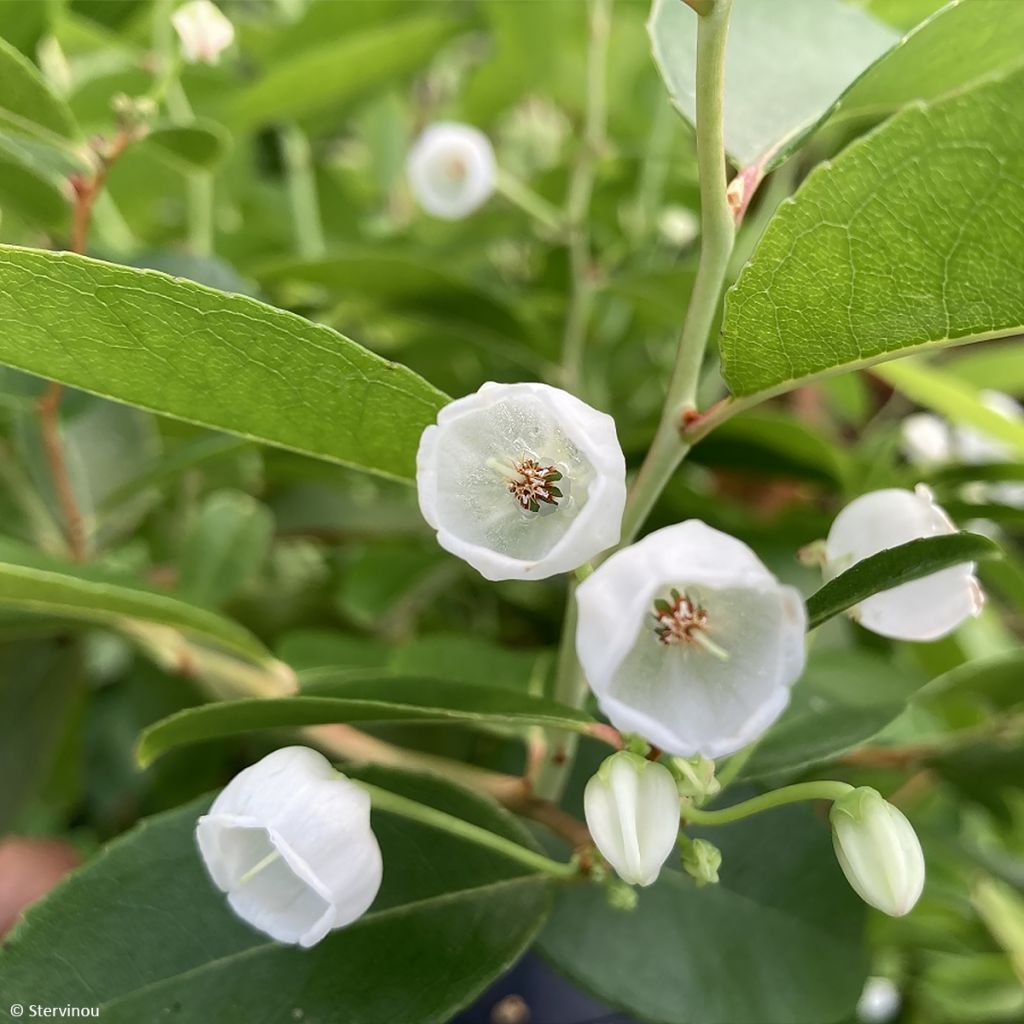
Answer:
[445,155,468,182]
[486,456,566,514]
[652,589,729,660]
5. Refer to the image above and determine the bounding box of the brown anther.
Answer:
[652,589,709,646]
[507,458,563,513]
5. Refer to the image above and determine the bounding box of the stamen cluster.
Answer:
[652,588,708,646]
[508,458,563,513]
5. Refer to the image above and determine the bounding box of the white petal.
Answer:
[900,413,952,467]
[172,1,234,64]
[407,123,496,219]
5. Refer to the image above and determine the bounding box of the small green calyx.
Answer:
[679,836,722,887]
[830,786,883,825]
[605,879,639,911]
[670,754,721,804]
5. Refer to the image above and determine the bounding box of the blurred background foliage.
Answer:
[0,1,1021,1022]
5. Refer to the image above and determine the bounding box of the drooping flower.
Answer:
[171,0,235,65]
[196,746,382,947]
[575,520,807,759]
[823,485,983,641]
[407,122,496,220]
[830,787,925,918]
[584,752,680,887]
[416,381,626,581]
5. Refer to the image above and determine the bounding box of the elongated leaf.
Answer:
[0,543,272,665]
[137,675,597,765]
[0,246,448,480]
[649,0,896,168]
[721,70,1024,399]
[540,799,867,1024]
[227,15,462,128]
[143,120,230,171]
[944,340,1024,392]
[0,768,553,1022]
[806,532,1000,631]
[0,35,78,139]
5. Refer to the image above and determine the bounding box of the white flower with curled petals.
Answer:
[824,486,983,642]
[196,746,382,947]
[831,787,925,918]
[575,521,807,759]
[172,0,234,65]
[584,752,680,887]
[416,382,626,581]
[407,122,496,220]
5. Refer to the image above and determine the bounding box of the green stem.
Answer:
[560,0,612,395]
[495,169,565,233]
[714,741,756,790]
[681,781,854,826]
[618,0,735,544]
[361,782,579,879]
[279,122,326,259]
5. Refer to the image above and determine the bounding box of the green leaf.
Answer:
[0,541,273,666]
[0,34,78,140]
[226,15,462,128]
[0,152,67,228]
[648,0,897,168]
[721,70,1024,399]
[0,767,553,1022]
[740,649,927,780]
[540,801,868,1024]
[143,120,231,171]
[943,340,1024,393]
[873,359,1024,457]
[0,246,448,480]
[137,675,598,766]
[806,532,1000,631]
[178,490,274,608]
[0,640,80,833]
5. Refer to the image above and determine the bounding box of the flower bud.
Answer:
[680,836,721,887]
[576,520,806,758]
[196,746,382,947]
[824,486,983,641]
[830,787,924,918]
[171,0,234,65]
[416,381,626,580]
[407,122,496,220]
[584,752,680,887]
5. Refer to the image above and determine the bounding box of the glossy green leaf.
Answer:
[0,246,448,480]
[0,34,78,140]
[143,120,230,171]
[137,675,598,766]
[874,359,1024,457]
[806,533,1000,631]
[0,768,554,1022]
[740,649,927,780]
[649,0,896,167]
[0,152,67,228]
[540,801,868,1024]
[721,70,1024,399]
[227,15,462,128]
[0,542,273,666]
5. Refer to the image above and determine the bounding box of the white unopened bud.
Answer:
[416,381,626,580]
[830,787,924,918]
[172,0,234,65]
[407,122,496,220]
[576,521,807,758]
[824,486,983,641]
[857,976,901,1023]
[584,752,680,887]
[196,747,382,947]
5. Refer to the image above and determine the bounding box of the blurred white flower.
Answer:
[416,381,626,581]
[584,752,680,887]
[831,787,925,918]
[857,976,902,1023]
[900,412,952,467]
[196,746,382,947]
[172,0,234,65]
[657,205,699,248]
[575,521,807,758]
[407,122,496,220]
[824,486,983,641]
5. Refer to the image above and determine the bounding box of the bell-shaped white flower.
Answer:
[575,521,807,759]
[584,752,680,887]
[416,381,626,581]
[171,0,234,65]
[830,787,925,918]
[196,746,382,947]
[824,486,983,642]
[407,122,496,220]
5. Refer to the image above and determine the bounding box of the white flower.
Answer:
[900,412,952,467]
[416,381,626,581]
[824,486,983,641]
[857,977,902,1024]
[584,752,680,886]
[575,521,807,759]
[172,0,234,65]
[830,787,925,918]
[196,746,382,947]
[407,122,496,220]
